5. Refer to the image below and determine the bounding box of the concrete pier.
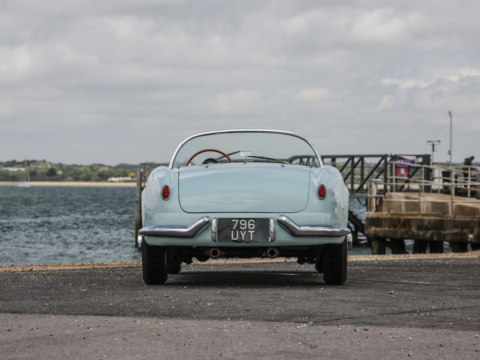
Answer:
[366,193,480,254]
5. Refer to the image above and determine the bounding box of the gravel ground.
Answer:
[1,258,479,359]
[1,250,479,273]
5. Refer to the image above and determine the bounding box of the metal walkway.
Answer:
[322,154,432,198]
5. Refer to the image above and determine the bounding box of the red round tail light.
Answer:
[317,184,326,199]
[161,185,170,200]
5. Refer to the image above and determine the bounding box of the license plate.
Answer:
[217,218,270,243]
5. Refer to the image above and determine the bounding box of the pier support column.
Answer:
[451,242,468,253]
[371,238,386,255]
[413,240,428,254]
[391,239,407,254]
[429,241,444,254]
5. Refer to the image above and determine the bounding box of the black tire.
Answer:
[142,242,168,285]
[323,238,347,285]
[168,259,182,274]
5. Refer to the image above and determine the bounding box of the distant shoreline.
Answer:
[0,181,136,187]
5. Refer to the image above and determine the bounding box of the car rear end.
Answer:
[139,130,351,285]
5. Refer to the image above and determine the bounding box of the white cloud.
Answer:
[0,0,479,164]
[381,78,429,89]
[214,90,261,114]
[295,88,332,102]
[0,46,32,81]
[349,9,420,46]
[0,99,15,118]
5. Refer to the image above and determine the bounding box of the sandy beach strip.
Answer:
[1,250,479,272]
[0,181,136,187]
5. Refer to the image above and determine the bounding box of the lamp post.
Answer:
[448,111,452,164]
[427,139,441,164]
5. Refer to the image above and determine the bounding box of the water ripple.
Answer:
[0,186,140,266]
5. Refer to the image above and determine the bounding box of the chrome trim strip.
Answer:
[211,218,217,242]
[139,217,210,238]
[269,218,276,242]
[169,129,323,168]
[278,215,351,237]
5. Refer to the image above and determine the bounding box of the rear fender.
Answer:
[303,166,349,227]
[142,167,183,226]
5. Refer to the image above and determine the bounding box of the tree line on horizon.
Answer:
[0,160,134,182]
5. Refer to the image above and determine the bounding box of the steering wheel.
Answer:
[186,149,233,166]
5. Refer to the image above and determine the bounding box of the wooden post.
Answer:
[134,169,143,249]
[467,167,471,198]
[367,180,377,213]
[451,169,455,217]
[413,240,428,254]
[371,238,386,255]
[391,239,406,254]
[429,241,444,254]
[451,242,468,253]
[383,155,388,195]
[422,154,431,193]
[392,157,396,193]
[418,178,422,217]
[361,158,365,192]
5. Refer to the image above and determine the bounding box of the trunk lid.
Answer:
[178,164,310,213]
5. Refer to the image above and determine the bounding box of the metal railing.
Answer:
[322,154,431,198]
[367,161,480,218]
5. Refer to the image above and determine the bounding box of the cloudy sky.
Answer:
[1,0,479,165]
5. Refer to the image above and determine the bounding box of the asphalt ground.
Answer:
[1,258,479,359]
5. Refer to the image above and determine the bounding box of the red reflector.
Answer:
[161,185,170,200]
[317,184,326,199]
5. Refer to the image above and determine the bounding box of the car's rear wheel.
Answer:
[142,241,168,285]
[323,238,347,285]
[168,259,182,274]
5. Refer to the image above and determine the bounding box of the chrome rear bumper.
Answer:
[139,215,352,250]
[139,216,210,238]
[278,215,352,250]
[278,215,350,236]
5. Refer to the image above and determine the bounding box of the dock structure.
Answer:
[133,156,479,254]
[321,154,432,198]
[363,160,480,254]
[322,154,433,247]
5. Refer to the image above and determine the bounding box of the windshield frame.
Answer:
[169,129,323,168]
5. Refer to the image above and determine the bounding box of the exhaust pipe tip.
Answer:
[210,248,221,258]
[267,248,278,258]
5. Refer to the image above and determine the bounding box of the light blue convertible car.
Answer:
[139,130,351,285]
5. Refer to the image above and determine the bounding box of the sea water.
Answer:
[0,186,446,266]
[0,186,140,266]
